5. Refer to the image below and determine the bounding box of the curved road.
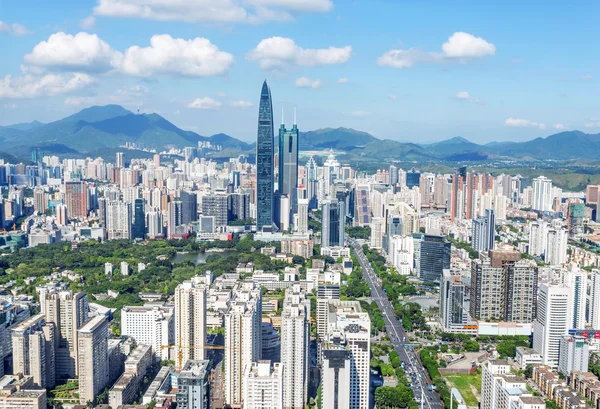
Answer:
[350,239,443,409]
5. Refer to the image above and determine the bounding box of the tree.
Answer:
[463,339,480,352]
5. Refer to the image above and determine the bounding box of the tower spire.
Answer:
[282,107,284,125]
[294,107,296,125]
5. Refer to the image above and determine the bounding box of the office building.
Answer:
[42,290,88,379]
[532,176,553,212]
[11,314,55,388]
[227,192,250,222]
[243,361,283,409]
[472,209,495,252]
[321,345,351,409]
[107,201,132,240]
[439,270,470,332]
[481,360,536,409]
[168,200,183,238]
[64,181,87,219]
[321,199,345,248]
[77,316,110,404]
[406,168,420,189]
[558,335,589,377]
[278,119,299,228]
[417,235,450,282]
[533,283,570,368]
[175,278,207,368]
[224,282,262,407]
[176,360,210,409]
[121,304,174,361]
[201,193,228,229]
[323,301,370,409]
[316,285,341,365]
[181,190,198,225]
[133,199,145,239]
[256,80,275,230]
[281,286,310,409]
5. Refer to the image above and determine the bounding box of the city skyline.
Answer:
[1,1,599,143]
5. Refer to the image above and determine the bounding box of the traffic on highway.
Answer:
[350,239,443,409]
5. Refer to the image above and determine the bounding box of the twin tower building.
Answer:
[256,80,300,232]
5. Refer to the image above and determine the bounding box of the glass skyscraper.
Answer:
[256,80,275,230]
[277,120,299,228]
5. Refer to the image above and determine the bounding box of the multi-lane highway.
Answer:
[350,239,443,409]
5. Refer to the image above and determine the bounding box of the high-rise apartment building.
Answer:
[281,286,310,409]
[481,360,538,409]
[224,282,262,407]
[121,304,174,361]
[528,221,548,257]
[506,259,538,323]
[439,270,470,332]
[296,198,309,233]
[533,283,570,368]
[106,201,132,240]
[116,152,124,168]
[321,199,345,247]
[11,314,55,388]
[146,208,163,238]
[243,361,283,409]
[64,181,87,219]
[176,360,210,409]
[545,228,567,266]
[42,290,88,379]
[77,316,110,404]
[472,209,495,252]
[532,176,553,212]
[589,271,600,329]
[175,278,207,368]
[558,335,589,376]
[256,80,275,231]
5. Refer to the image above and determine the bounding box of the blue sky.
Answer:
[1,0,599,143]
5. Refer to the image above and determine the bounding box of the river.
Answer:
[171,249,236,266]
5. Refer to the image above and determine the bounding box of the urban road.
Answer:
[350,239,443,409]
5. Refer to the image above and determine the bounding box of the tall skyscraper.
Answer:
[472,209,495,252]
[321,200,345,247]
[417,235,451,282]
[256,80,275,231]
[532,176,553,212]
[533,283,570,368]
[64,181,88,219]
[180,190,198,225]
[175,278,207,368]
[224,282,262,407]
[281,286,310,409]
[133,199,145,239]
[43,290,88,379]
[278,118,299,228]
[77,316,110,405]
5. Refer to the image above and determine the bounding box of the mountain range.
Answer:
[0,104,598,162]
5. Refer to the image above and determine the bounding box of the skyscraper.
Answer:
[180,190,198,225]
[107,201,132,240]
[278,117,299,228]
[12,314,55,388]
[321,200,345,247]
[77,316,110,404]
[417,235,451,282]
[133,199,145,239]
[472,209,495,252]
[116,152,124,168]
[532,176,553,212]
[256,80,275,231]
[175,278,207,368]
[64,181,88,219]
[533,283,570,368]
[281,286,310,409]
[439,270,470,332]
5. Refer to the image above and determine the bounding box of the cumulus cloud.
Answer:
[337,77,349,84]
[121,34,234,77]
[553,124,568,130]
[377,32,495,69]
[80,16,97,29]
[24,32,122,73]
[453,91,483,104]
[295,77,321,89]
[187,97,222,109]
[0,73,94,99]
[230,100,253,108]
[247,37,351,70]
[93,0,332,24]
[504,117,546,129]
[0,21,30,36]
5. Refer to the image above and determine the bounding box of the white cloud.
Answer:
[93,0,331,24]
[24,32,122,73]
[121,34,234,77]
[247,37,351,70]
[0,21,30,36]
[0,73,95,99]
[80,16,97,29]
[377,32,495,69]
[582,74,593,81]
[64,84,149,107]
[230,100,253,108]
[453,91,483,104]
[337,77,349,84]
[585,122,600,129]
[295,77,321,89]
[441,32,496,58]
[345,111,370,117]
[187,97,222,109]
[553,124,568,130]
[504,117,546,129]
[64,96,96,106]
[388,94,397,101]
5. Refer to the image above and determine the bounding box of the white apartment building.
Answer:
[121,303,174,361]
[545,229,567,266]
[243,361,283,409]
[77,316,110,404]
[561,265,587,330]
[589,271,600,329]
[281,286,310,409]
[11,314,55,388]
[528,221,547,257]
[175,277,207,368]
[532,176,553,212]
[558,335,589,376]
[481,360,536,409]
[107,201,132,240]
[533,283,570,368]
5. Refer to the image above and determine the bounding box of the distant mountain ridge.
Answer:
[0,105,598,162]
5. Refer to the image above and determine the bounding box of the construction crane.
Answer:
[161,344,237,369]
